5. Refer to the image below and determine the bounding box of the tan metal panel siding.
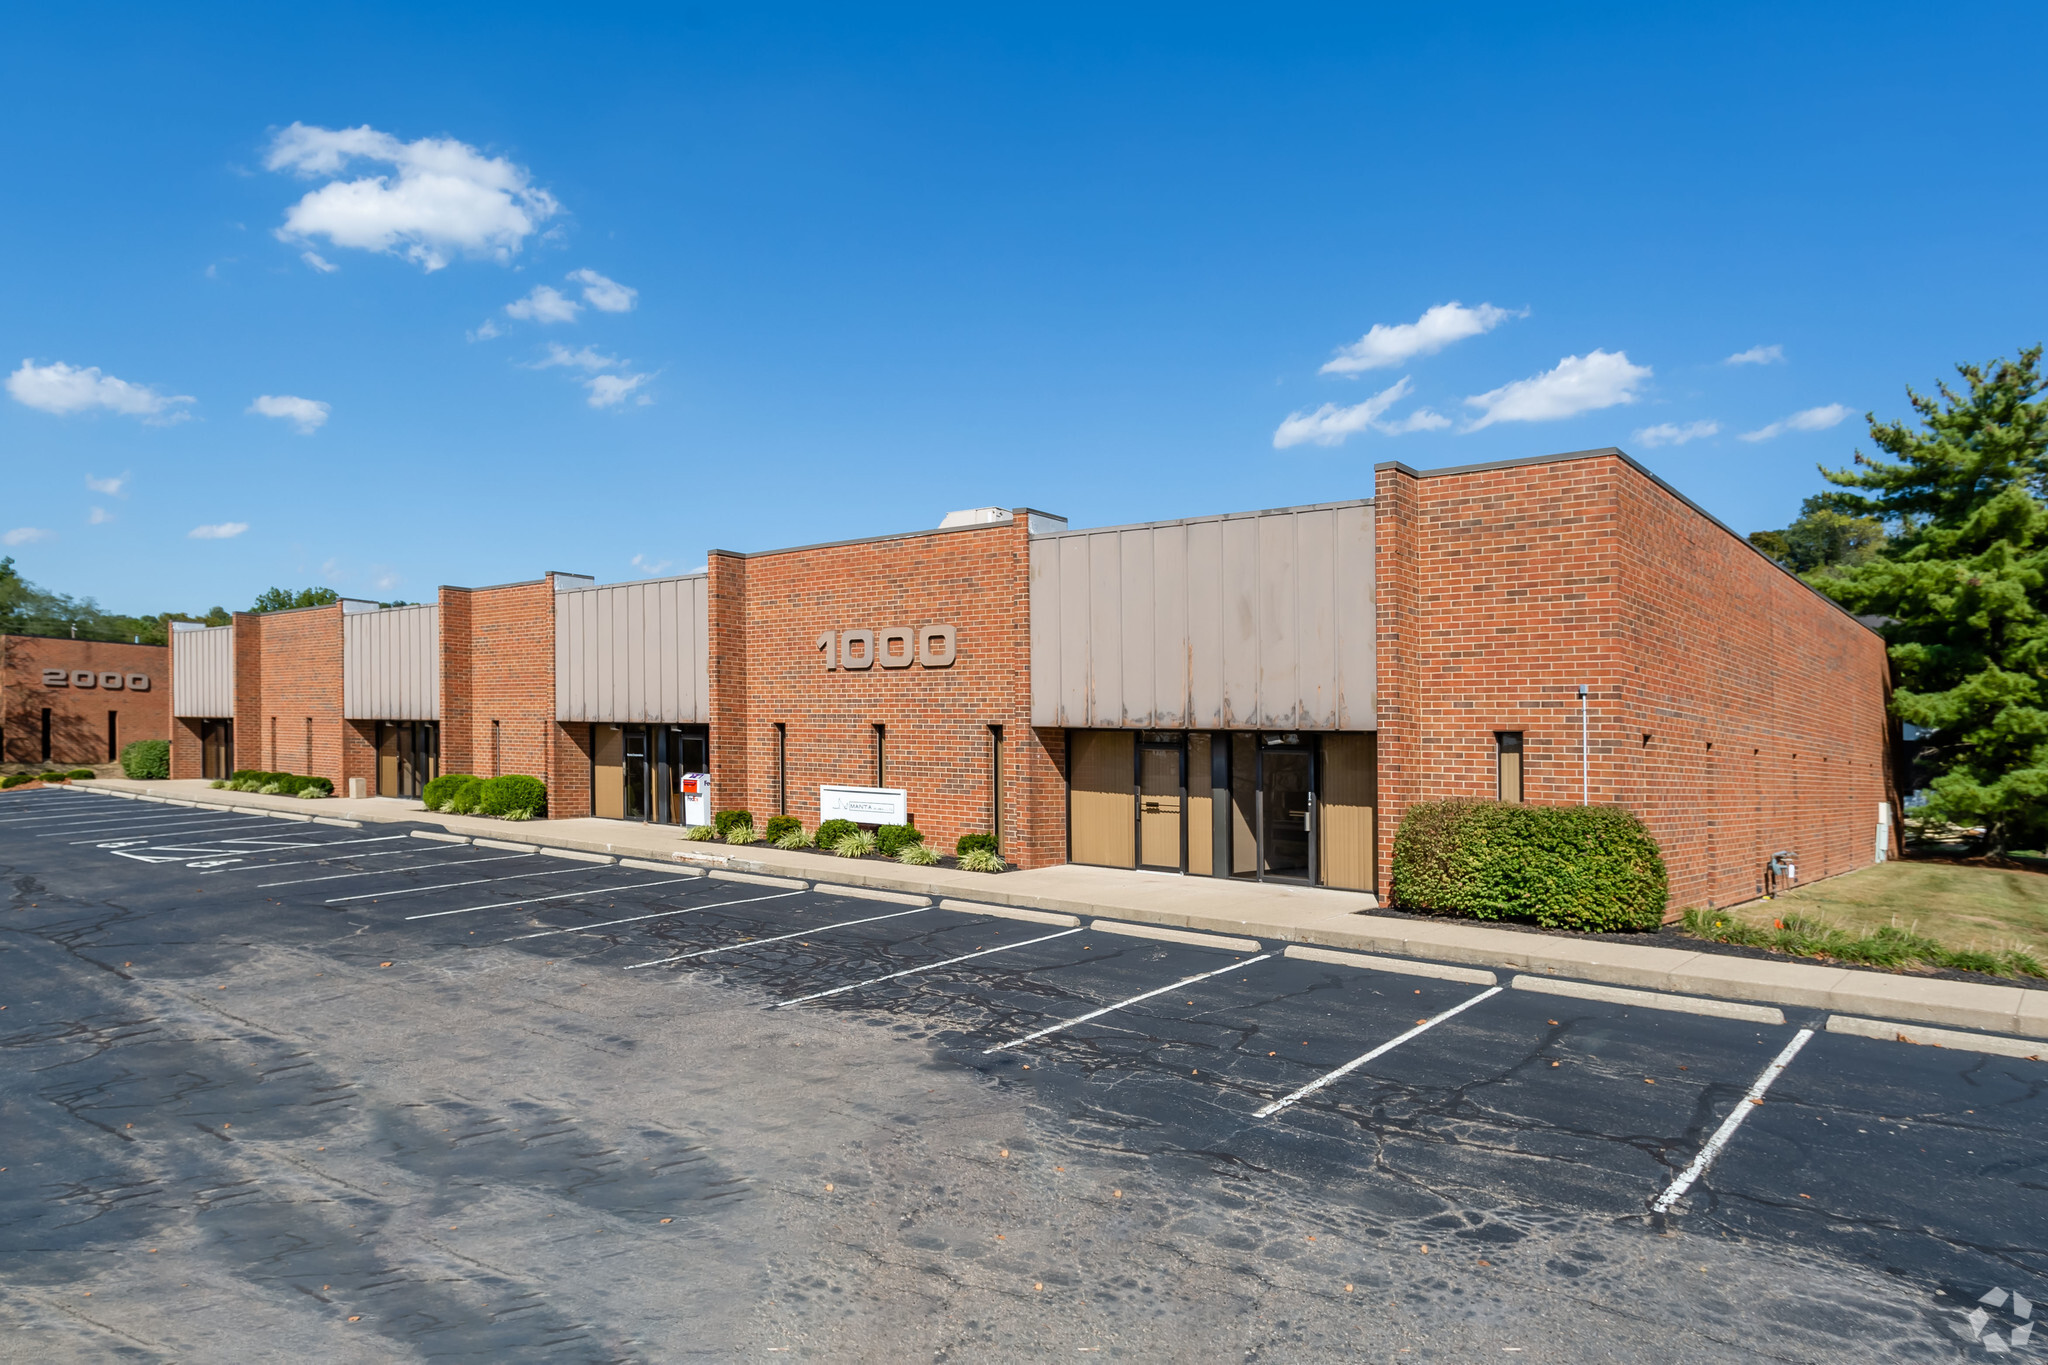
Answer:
[1185,519,1223,728]
[1256,514,1298,728]
[1118,529,1153,727]
[1336,505,1376,729]
[1030,539,1060,725]
[1086,533,1123,729]
[555,578,709,723]
[1151,525,1188,728]
[343,606,439,720]
[1296,509,1338,729]
[1220,517,1259,727]
[171,625,234,717]
[1057,535,1092,726]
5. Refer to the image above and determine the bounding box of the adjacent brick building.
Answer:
[166,448,1894,912]
[1,635,170,767]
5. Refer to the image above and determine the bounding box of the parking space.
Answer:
[15,788,2048,1324]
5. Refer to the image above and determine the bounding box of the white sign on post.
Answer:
[820,784,908,825]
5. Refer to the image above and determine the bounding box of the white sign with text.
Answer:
[820,784,908,825]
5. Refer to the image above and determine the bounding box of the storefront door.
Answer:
[201,719,234,780]
[1137,736,1184,872]
[377,722,440,798]
[1258,738,1315,883]
[622,727,649,821]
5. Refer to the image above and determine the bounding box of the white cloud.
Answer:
[569,268,637,313]
[1462,350,1651,430]
[265,122,561,272]
[88,507,112,525]
[247,393,330,433]
[301,250,339,274]
[1739,403,1852,443]
[3,527,54,546]
[188,522,249,540]
[1725,344,1784,366]
[532,342,620,371]
[586,372,651,408]
[505,284,581,324]
[467,318,502,342]
[7,360,194,422]
[85,472,128,495]
[630,553,673,575]
[1321,302,1521,375]
[1633,420,1720,449]
[1273,376,1447,448]
[373,570,402,592]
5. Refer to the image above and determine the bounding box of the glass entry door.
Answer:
[622,727,649,821]
[659,726,709,824]
[1258,739,1315,882]
[376,721,440,799]
[201,719,234,780]
[1137,736,1185,872]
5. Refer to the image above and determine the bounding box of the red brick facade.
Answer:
[1,635,169,766]
[1373,451,1891,912]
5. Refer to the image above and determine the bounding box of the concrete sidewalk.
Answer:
[67,777,2048,1043]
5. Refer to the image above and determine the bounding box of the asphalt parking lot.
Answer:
[3,788,2044,1361]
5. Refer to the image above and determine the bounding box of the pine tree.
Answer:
[1815,349,2048,851]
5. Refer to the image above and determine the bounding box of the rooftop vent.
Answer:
[939,506,1011,528]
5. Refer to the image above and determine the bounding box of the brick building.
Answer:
[167,448,1893,912]
[1,634,170,766]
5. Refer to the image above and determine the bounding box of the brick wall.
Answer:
[0,636,170,766]
[1373,452,1891,912]
[232,605,348,785]
[440,579,558,805]
[714,513,1064,867]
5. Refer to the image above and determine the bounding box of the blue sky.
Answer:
[5,2,2045,614]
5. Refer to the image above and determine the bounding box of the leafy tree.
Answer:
[0,557,230,644]
[251,586,341,613]
[1812,348,2048,852]
[1748,496,1888,574]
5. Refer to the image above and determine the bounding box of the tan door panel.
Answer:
[593,725,626,820]
[1139,745,1182,870]
[1068,730,1134,868]
[1320,731,1377,892]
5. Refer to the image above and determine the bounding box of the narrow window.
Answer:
[491,719,501,777]
[989,724,1004,853]
[1496,732,1524,803]
[108,710,118,762]
[270,716,277,768]
[41,708,52,762]
[873,723,886,787]
[775,723,788,814]
[305,717,313,774]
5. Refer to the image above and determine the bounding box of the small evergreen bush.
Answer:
[119,739,171,780]
[815,818,859,849]
[480,774,546,818]
[957,847,1007,873]
[422,773,475,812]
[713,809,754,839]
[1,773,32,789]
[1390,800,1668,932]
[447,776,486,815]
[955,832,999,858]
[764,814,802,844]
[875,824,923,858]
[65,769,95,780]
[832,830,877,857]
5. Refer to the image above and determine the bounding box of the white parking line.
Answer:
[259,852,536,887]
[624,906,935,968]
[509,889,806,941]
[0,807,215,828]
[403,877,694,921]
[768,927,1087,1009]
[208,840,451,874]
[65,818,291,843]
[983,954,1275,1053]
[1254,985,1504,1119]
[1650,1027,1815,1215]
[325,861,579,903]
[32,810,265,835]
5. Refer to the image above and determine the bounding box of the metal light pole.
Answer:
[1578,683,1589,805]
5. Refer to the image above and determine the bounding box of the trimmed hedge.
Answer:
[480,774,546,818]
[763,815,803,844]
[65,769,96,780]
[815,818,858,850]
[446,776,486,814]
[1389,800,1668,932]
[422,772,475,812]
[1,773,33,789]
[713,809,754,838]
[955,832,998,859]
[119,739,171,780]
[874,824,923,857]
[223,769,332,797]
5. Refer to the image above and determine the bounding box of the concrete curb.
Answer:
[1511,975,1786,1026]
[58,780,2048,1042]
[1283,945,1496,987]
[1825,1014,2047,1060]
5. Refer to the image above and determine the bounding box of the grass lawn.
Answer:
[1684,858,2048,978]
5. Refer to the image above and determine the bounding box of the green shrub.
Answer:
[1390,800,1668,932]
[37,773,63,782]
[422,773,475,812]
[257,782,284,795]
[764,814,802,844]
[502,807,536,821]
[772,824,811,850]
[119,739,170,780]
[209,780,228,789]
[815,818,859,849]
[898,843,939,866]
[65,769,95,780]
[713,809,754,838]
[1,773,31,789]
[875,824,923,858]
[1680,908,2046,979]
[955,832,999,859]
[480,774,546,818]
[447,776,486,815]
[683,824,718,841]
[832,830,877,858]
[725,824,763,845]
[958,847,1007,873]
